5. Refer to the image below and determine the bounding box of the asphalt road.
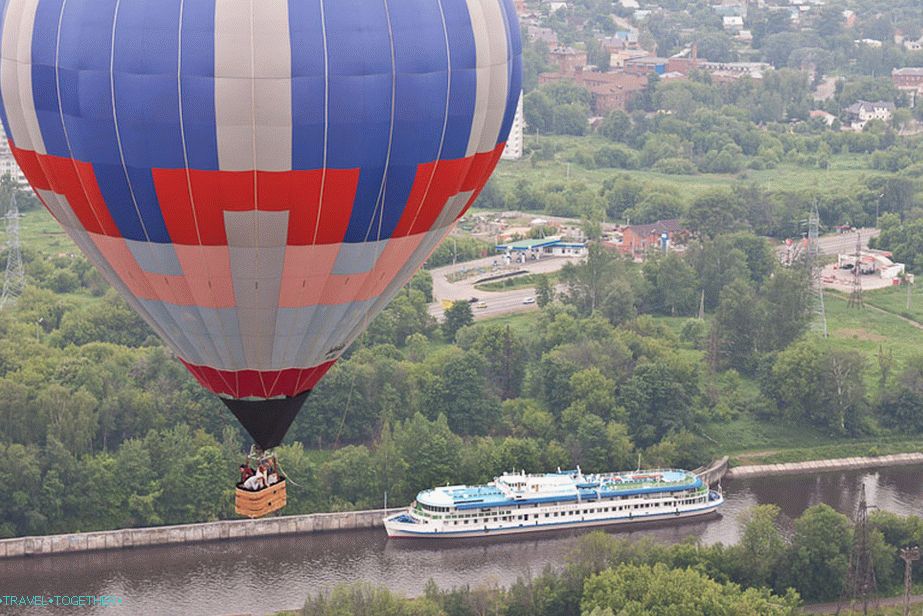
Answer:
[816,228,880,256]
[428,254,577,321]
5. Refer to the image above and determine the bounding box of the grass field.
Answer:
[491,135,882,201]
[825,289,923,369]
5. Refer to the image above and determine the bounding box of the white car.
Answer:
[476,301,487,309]
[522,296,536,305]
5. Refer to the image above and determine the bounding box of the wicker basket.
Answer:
[235,479,287,518]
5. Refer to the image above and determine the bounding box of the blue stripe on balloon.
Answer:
[497,0,522,146]
[111,0,185,169]
[105,0,179,243]
[0,0,10,138]
[56,0,122,167]
[289,0,326,172]
[31,0,69,158]
[439,0,477,161]
[376,0,449,239]
[179,0,218,171]
[56,0,168,242]
[324,0,394,244]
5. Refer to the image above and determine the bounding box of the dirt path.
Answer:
[802,593,923,613]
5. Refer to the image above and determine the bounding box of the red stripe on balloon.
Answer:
[10,143,120,236]
[179,358,336,399]
[391,143,506,238]
[152,168,360,246]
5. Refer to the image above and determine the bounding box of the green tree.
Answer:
[783,504,852,601]
[684,189,747,239]
[621,358,700,448]
[713,278,764,374]
[642,252,699,316]
[421,348,501,436]
[536,274,555,308]
[582,563,800,615]
[442,300,473,342]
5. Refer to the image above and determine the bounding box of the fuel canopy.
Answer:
[0,0,522,449]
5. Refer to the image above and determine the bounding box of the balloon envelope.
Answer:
[0,0,522,448]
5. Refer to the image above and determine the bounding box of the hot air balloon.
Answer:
[0,0,521,513]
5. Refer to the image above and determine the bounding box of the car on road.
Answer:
[476,301,487,309]
[522,296,536,305]
[468,297,479,304]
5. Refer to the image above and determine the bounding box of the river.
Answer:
[2,464,922,616]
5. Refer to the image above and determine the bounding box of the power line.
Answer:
[848,232,864,310]
[806,203,828,338]
[0,191,24,311]
[840,484,878,615]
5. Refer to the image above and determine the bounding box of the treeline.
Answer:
[6,217,923,537]
[303,506,923,615]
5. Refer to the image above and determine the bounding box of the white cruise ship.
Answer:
[383,467,723,539]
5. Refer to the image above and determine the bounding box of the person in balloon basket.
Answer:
[241,464,267,492]
[239,463,255,485]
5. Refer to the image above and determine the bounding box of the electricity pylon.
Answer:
[0,191,23,310]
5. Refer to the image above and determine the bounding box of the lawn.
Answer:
[19,206,75,256]
[825,289,923,369]
[491,134,882,204]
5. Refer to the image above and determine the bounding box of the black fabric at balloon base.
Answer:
[222,391,310,450]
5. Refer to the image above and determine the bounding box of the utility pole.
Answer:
[698,289,705,320]
[841,485,878,615]
[900,547,920,616]
[848,232,864,310]
[0,191,23,311]
[807,203,828,337]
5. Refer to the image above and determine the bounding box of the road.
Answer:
[813,76,838,102]
[816,228,880,256]
[802,594,923,614]
[778,228,880,262]
[428,254,578,321]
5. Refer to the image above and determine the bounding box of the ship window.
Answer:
[464,520,468,525]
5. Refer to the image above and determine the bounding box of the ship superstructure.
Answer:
[384,467,722,538]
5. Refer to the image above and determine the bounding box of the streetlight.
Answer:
[876,192,885,228]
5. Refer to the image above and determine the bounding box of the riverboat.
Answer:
[383,467,722,539]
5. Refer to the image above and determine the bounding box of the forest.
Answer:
[301,506,923,615]
[3,190,923,539]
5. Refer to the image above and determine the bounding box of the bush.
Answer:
[653,157,698,175]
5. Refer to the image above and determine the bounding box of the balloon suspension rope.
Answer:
[247,445,303,489]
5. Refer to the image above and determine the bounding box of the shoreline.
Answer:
[0,452,919,560]
[724,452,923,480]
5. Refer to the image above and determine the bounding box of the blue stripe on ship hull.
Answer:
[386,500,722,538]
[452,478,704,510]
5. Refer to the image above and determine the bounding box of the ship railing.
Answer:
[591,468,696,482]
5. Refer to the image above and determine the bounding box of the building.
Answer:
[722,15,744,32]
[810,110,837,127]
[893,67,923,106]
[501,93,525,161]
[526,25,558,46]
[495,236,587,259]
[620,219,685,256]
[538,71,647,114]
[893,67,923,91]
[624,56,668,76]
[609,48,651,69]
[844,100,895,130]
[0,134,25,185]
[837,251,905,280]
[549,46,588,74]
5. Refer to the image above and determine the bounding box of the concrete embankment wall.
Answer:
[726,452,923,480]
[695,456,729,486]
[0,507,403,560]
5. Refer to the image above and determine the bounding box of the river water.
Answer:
[2,464,922,616]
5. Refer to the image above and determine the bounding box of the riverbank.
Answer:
[0,452,917,560]
[726,452,923,480]
[0,507,402,560]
